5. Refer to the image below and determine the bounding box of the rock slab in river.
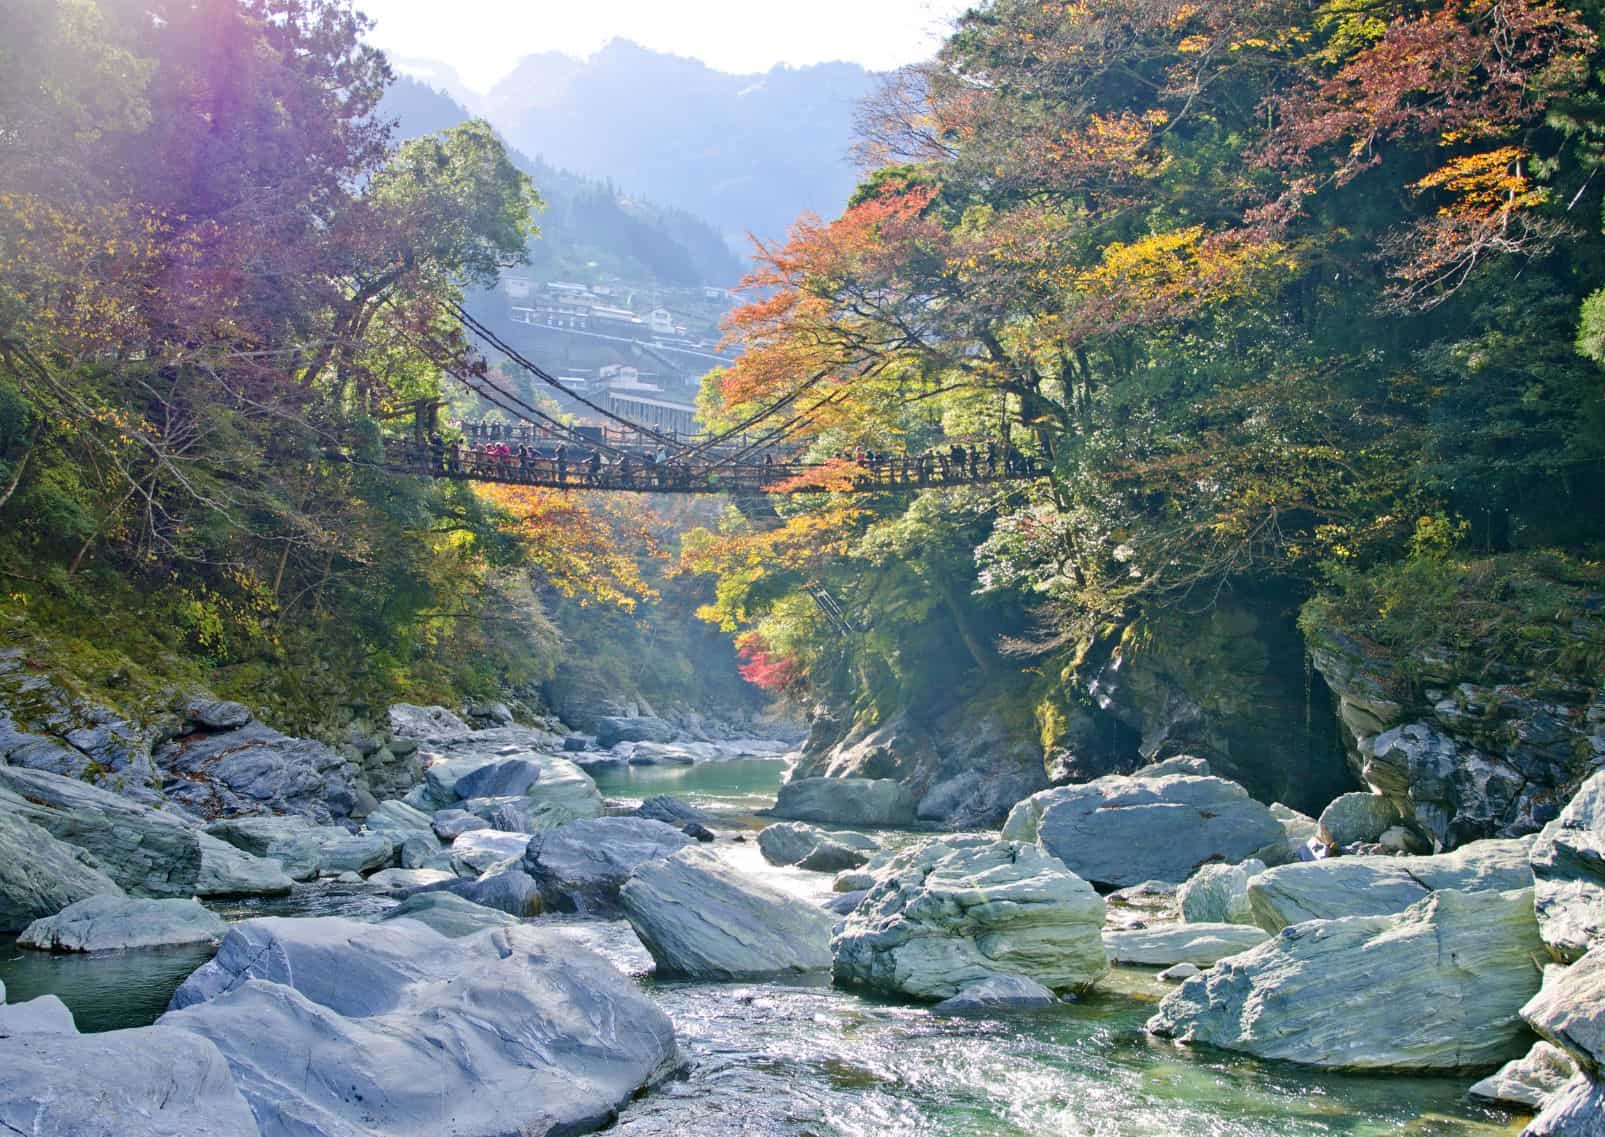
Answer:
[1103,923,1270,967]
[376,891,520,938]
[1177,859,1264,925]
[525,816,692,914]
[163,916,678,1137]
[1533,769,1605,963]
[832,836,1108,1000]
[772,776,916,827]
[757,821,877,873]
[1147,887,1546,1071]
[19,895,224,952]
[1246,837,1535,932]
[620,846,835,979]
[0,805,124,932]
[1468,1041,1578,1110]
[932,974,1059,1015]
[1003,773,1286,888]
[0,1016,257,1137]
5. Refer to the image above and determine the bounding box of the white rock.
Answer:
[1104,923,1270,966]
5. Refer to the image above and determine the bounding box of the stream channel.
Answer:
[0,757,1522,1136]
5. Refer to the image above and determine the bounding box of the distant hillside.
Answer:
[406,40,880,246]
[380,77,744,288]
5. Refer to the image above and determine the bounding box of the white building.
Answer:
[503,277,534,299]
[650,308,675,335]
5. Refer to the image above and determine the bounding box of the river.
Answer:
[0,757,1523,1136]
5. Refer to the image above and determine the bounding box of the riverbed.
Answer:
[0,757,1524,1136]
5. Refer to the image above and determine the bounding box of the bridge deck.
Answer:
[373,446,1047,496]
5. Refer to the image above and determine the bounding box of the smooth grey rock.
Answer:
[621,846,835,979]
[0,993,76,1034]
[525,816,692,914]
[453,756,543,799]
[1177,860,1265,925]
[1246,838,1535,932]
[431,807,485,841]
[19,895,224,952]
[1533,770,1605,963]
[596,715,675,747]
[634,795,714,826]
[1525,945,1605,1074]
[932,974,1058,1014]
[1469,1041,1577,1109]
[1103,923,1269,966]
[684,821,716,842]
[833,837,1108,1000]
[772,776,916,827]
[823,889,868,915]
[0,1021,257,1136]
[1318,792,1404,847]
[1003,773,1285,888]
[450,859,544,917]
[195,832,295,896]
[205,815,321,881]
[376,891,519,938]
[399,833,451,870]
[1271,802,1321,848]
[163,917,677,1137]
[424,754,499,803]
[1159,962,1203,983]
[0,806,124,932]
[1148,887,1547,1071]
[367,867,454,891]
[314,830,392,876]
[363,799,434,841]
[183,698,252,730]
[388,702,473,741]
[757,821,877,873]
[834,869,877,893]
[450,828,532,875]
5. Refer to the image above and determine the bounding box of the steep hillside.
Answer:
[381,77,743,287]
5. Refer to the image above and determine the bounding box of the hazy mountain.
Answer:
[454,39,880,246]
[380,77,743,287]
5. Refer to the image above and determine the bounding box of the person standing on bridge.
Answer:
[586,449,601,486]
[556,444,568,485]
[428,432,445,474]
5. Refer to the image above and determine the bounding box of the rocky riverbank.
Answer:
[1,663,1599,1135]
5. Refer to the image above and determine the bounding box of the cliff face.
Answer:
[1302,554,1605,850]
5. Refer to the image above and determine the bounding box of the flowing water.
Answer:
[0,756,1525,1136]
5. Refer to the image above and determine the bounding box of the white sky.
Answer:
[357,0,973,89]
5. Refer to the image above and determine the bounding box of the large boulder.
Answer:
[450,828,532,876]
[620,846,835,979]
[367,867,455,891]
[1246,837,1534,932]
[1003,773,1285,888]
[0,806,124,932]
[1522,949,1605,1135]
[377,891,520,938]
[772,776,916,827]
[204,815,321,881]
[19,895,224,953]
[757,822,878,873]
[1533,770,1605,963]
[1317,791,1404,848]
[363,799,435,842]
[1468,1041,1578,1110]
[1103,923,1270,967]
[1147,887,1547,1071]
[832,837,1108,1000]
[596,715,675,748]
[453,756,543,800]
[524,816,692,914]
[0,766,288,898]
[1177,860,1265,925]
[164,917,678,1137]
[431,858,545,918]
[154,719,359,823]
[312,829,393,876]
[0,994,76,1035]
[634,795,715,827]
[932,974,1059,1015]
[388,702,473,742]
[0,1019,258,1136]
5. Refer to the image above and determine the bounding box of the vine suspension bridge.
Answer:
[356,302,1049,497]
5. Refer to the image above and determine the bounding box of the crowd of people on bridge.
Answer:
[382,428,1044,494]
